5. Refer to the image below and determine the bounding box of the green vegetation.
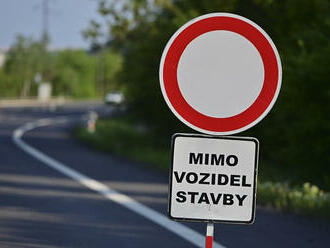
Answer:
[83,0,330,191]
[0,35,123,98]
[75,118,330,219]
[0,36,51,97]
[52,49,96,97]
[75,118,170,170]
[258,182,330,218]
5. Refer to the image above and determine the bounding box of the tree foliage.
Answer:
[53,49,97,97]
[0,36,122,98]
[86,0,330,189]
[1,35,51,97]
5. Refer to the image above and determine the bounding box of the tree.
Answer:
[52,49,97,98]
[1,35,123,99]
[3,35,53,97]
[86,0,330,189]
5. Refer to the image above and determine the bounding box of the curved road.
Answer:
[0,104,329,248]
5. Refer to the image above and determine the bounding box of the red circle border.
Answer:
[162,16,280,132]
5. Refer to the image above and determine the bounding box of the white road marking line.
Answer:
[12,117,226,248]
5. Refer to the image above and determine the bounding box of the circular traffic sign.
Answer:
[159,13,282,135]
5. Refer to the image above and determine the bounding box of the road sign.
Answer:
[168,134,259,224]
[159,13,282,135]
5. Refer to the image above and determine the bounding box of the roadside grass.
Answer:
[75,118,171,170]
[74,118,330,219]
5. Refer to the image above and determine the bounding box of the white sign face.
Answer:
[159,13,282,135]
[168,134,259,224]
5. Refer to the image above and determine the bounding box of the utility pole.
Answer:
[42,0,49,42]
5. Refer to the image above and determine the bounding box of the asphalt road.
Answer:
[0,104,329,248]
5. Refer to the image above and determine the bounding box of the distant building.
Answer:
[0,49,6,67]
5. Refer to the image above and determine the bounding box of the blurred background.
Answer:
[1,0,329,217]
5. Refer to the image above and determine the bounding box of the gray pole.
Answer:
[42,0,49,41]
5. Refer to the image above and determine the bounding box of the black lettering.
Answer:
[218,174,228,185]
[204,153,209,165]
[174,171,186,183]
[211,173,216,185]
[223,194,234,205]
[210,193,222,204]
[199,173,210,184]
[242,175,252,187]
[236,194,247,206]
[230,174,240,186]
[189,153,203,165]
[211,154,225,165]
[176,191,186,203]
[226,155,238,166]
[198,193,210,204]
[186,172,198,184]
[187,191,199,203]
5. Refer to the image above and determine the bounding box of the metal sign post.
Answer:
[159,12,282,247]
[206,223,214,248]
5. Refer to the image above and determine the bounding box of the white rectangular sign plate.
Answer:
[168,134,259,224]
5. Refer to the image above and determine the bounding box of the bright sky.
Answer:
[0,0,104,50]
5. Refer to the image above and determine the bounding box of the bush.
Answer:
[258,182,330,218]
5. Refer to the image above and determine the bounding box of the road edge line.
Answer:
[12,117,225,248]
